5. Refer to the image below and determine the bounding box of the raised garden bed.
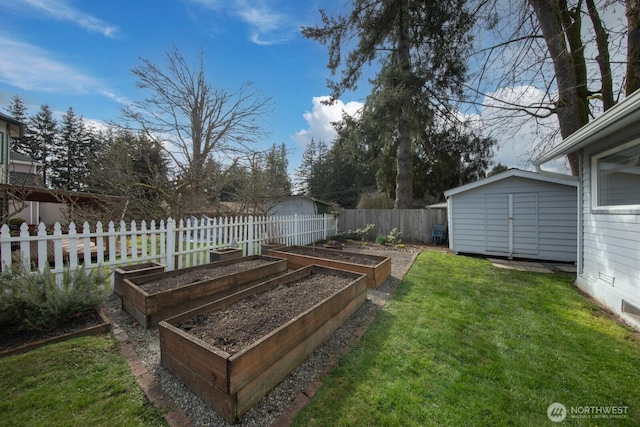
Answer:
[0,307,111,358]
[209,247,243,262]
[121,255,287,328]
[267,245,391,288]
[159,265,367,423]
[260,242,286,255]
[113,262,165,297]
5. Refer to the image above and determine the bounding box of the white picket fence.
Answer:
[0,214,338,283]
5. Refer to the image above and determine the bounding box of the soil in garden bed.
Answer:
[179,272,353,355]
[282,246,380,265]
[0,310,105,353]
[139,259,274,294]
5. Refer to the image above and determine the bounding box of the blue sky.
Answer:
[0,0,574,181]
[0,0,372,175]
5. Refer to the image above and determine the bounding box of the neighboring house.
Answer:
[444,169,578,262]
[533,89,640,330]
[7,151,44,224]
[266,196,334,216]
[0,112,22,184]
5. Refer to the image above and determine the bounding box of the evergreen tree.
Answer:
[303,0,474,208]
[86,129,172,220]
[263,143,291,197]
[50,107,85,190]
[27,104,57,187]
[5,95,29,154]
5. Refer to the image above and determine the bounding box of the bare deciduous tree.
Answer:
[122,46,272,212]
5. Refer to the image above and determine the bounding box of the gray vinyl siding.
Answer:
[579,142,640,304]
[448,175,577,262]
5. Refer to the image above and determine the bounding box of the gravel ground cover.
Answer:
[104,244,424,426]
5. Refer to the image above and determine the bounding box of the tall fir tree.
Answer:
[27,104,57,187]
[5,95,29,154]
[50,107,84,190]
[303,0,474,208]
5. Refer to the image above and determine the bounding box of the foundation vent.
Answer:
[598,272,615,286]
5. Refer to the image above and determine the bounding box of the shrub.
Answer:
[357,191,394,209]
[0,263,109,333]
[333,223,375,241]
[376,234,389,245]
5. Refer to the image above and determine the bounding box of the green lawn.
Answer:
[293,250,640,426]
[0,335,168,427]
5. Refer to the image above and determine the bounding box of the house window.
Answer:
[592,140,640,211]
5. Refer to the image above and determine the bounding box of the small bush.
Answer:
[357,191,394,209]
[376,234,389,245]
[0,263,109,333]
[333,223,375,241]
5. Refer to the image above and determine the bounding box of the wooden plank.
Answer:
[121,256,287,327]
[160,351,236,423]
[159,322,230,392]
[267,246,390,288]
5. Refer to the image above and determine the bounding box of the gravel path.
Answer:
[104,245,423,427]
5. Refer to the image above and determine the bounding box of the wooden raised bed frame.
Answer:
[113,261,165,297]
[121,255,287,328]
[267,245,391,288]
[209,247,243,262]
[159,265,367,424]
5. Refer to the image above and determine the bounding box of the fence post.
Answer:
[294,214,299,246]
[166,217,175,271]
[247,215,254,256]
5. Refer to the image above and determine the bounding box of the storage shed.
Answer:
[444,169,578,262]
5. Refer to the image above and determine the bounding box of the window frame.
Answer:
[591,139,640,214]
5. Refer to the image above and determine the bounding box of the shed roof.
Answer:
[444,169,577,198]
[533,89,640,165]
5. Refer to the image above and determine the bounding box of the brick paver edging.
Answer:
[103,312,193,427]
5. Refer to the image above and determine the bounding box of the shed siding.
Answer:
[578,141,640,319]
[449,175,577,262]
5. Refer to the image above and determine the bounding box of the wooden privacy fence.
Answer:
[0,214,338,282]
[339,209,447,243]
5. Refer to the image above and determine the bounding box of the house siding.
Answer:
[448,175,577,262]
[578,140,640,324]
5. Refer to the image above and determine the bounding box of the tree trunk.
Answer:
[394,0,413,209]
[586,0,615,109]
[627,0,640,95]
[529,0,587,175]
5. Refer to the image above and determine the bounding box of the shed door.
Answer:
[485,192,539,256]
[512,192,539,255]
[486,194,509,253]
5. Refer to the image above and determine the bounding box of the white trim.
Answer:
[444,169,577,197]
[590,139,640,213]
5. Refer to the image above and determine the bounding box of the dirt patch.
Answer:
[179,272,353,354]
[279,246,380,265]
[139,259,273,294]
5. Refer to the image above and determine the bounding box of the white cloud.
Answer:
[293,96,364,147]
[0,36,130,111]
[470,85,571,173]
[188,0,295,45]
[0,36,102,93]
[293,89,572,175]
[2,0,119,38]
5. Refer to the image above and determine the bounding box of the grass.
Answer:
[293,250,640,426]
[0,335,168,427]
